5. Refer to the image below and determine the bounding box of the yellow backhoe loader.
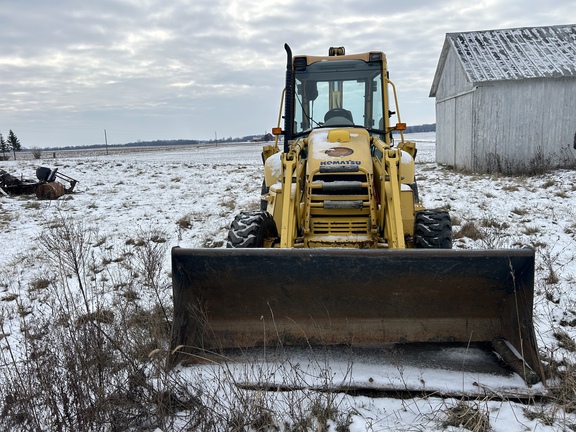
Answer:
[170,45,544,394]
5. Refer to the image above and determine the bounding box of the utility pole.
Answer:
[104,129,109,155]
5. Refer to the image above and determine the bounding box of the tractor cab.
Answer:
[287,47,405,146]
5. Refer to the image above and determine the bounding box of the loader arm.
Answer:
[279,140,305,248]
[382,149,406,248]
[372,137,406,248]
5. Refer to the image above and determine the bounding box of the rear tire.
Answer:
[414,210,452,249]
[227,211,278,248]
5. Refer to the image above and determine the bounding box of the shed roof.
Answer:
[430,24,576,96]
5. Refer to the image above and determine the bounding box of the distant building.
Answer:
[430,24,576,173]
[251,133,275,142]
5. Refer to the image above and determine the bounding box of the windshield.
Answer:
[293,59,384,136]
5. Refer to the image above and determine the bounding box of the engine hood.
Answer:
[306,128,372,175]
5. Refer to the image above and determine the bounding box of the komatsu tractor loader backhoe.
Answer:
[170,45,544,391]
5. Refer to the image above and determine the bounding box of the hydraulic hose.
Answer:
[283,44,293,153]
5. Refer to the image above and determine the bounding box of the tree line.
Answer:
[0,125,435,158]
[0,130,21,160]
[404,123,436,133]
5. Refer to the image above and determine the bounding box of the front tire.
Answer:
[414,210,452,249]
[226,211,278,248]
[260,179,269,211]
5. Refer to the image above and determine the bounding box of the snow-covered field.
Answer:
[1,133,576,431]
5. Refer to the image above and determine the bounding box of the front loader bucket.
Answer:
[169,247,543,383]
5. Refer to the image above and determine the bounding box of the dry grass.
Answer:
[512,206,529,216]
[176,214,193,229]
[1,293,18,302]
[450,214,462,226]
[523,406,556,427]
[453,220,485,241]
[0,207,14,227]
[554,331,576,352]
[541,249,561,285]
[28,278,51,291]
[0,214,357,431]
[23,201,41,210]
[0,215,177,430]
[502,184,520,192]
[480,217,509,230]
[537,356,576,429]
[522,225,541,235]
[442,401,490,432]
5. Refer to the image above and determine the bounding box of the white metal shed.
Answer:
[430,24,576,174]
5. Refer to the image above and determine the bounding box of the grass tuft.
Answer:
[442,401,490,432]
[454,221,485,241]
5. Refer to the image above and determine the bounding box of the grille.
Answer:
[312,219,370,234]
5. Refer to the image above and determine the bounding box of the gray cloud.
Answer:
[0,0,574,147]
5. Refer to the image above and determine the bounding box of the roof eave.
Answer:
[429,36,452,97]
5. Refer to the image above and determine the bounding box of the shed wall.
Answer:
[473,77,576,173]
[434,48,475,168]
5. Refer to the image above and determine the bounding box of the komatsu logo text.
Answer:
[320,160,361,166]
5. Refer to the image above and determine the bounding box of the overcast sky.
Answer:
[1,1,574,148]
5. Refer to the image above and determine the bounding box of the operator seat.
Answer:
[324,108,354,126]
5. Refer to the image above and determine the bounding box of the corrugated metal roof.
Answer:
[430,24,576,96]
